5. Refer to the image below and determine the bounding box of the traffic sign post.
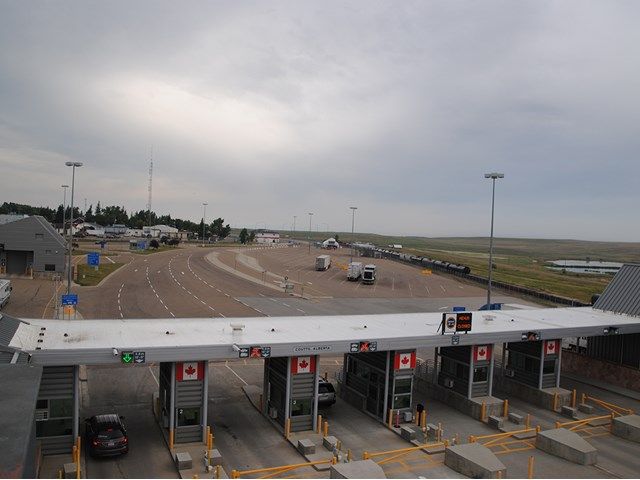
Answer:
[87,252,100,268]
[61,294,78,319]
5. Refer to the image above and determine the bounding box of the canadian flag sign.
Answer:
[394,351,416,370]
[545,340,559,356]
[176,361,204,381]
[291,356,316,374]
[474,345,491,362]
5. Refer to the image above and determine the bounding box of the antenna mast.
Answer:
[147,149,153,226]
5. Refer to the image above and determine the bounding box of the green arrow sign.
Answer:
[121,352,133,364]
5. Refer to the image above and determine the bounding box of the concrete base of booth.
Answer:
[329,460,386,478]
[444,443,506,478]
[612,415,640,443]
[535,429,597,465]
[422,382,504,421]
[494,376,571,411]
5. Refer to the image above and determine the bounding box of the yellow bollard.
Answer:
[284,418,291,439]
[363,451,370,460]
[331,456,337,465]
[231,470,239,479]
[347,449,352,462]
[415,407,420,425]
[468,435,475,443]
[420,410,427,429]
[323,420,329,437]
[526,414,531,429]
[481,401,487,422]
[438,422,442,442]
[193,475,199,479]
[169,429,174,450]
[609,413,615,432]
[76,436,81,480]
[536,425,541,434]
[553,393,559,411]
[528,455,534,479]
[503,399,509,417]
[72,445,77,465]
[206,426,211,449]
[317,414,323,435]
[387,409,393,429]
[581,393,586,405]
[215,465,221,479]
[58,469,63,479]
[571,389,577,409]
[336,440,342,451]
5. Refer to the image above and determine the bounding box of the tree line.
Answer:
[0,201,231,239]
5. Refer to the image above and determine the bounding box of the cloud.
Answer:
[0,1,639,241]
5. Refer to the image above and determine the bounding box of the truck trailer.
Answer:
[362,264,377,284]
[315,255,331,271]
[347,262,363,281]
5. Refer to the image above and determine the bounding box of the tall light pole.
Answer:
[61,185,69,237]
[308,212,313,254]
[293,215,297,235]
[484,172,504,308]
[349,206,357,262]
[202,202,208,247]
[65,162,83,295]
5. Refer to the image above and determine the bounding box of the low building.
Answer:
[143,225,189,240]
[0,216,66,276]
[256,231,280,244]
[0,214,29,226]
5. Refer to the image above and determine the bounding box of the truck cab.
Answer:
[362,264,376,284]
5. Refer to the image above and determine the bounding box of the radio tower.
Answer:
[146,153,153,227]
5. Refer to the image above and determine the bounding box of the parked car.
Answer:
[85,414,129,457]
[318,379,336,407]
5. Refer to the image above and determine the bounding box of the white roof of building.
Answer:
[5,306,640,366]
[548,260,623,268]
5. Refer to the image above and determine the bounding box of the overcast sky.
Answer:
[1,1,639,241]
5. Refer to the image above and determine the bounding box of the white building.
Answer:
[255,231,280,244]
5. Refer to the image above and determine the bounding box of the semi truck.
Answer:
[362,264,377,284]
[315,255,331,271]
[347,262,363,281]
[0,279,12,309]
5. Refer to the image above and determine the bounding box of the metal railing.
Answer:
[362,441,448,465]
[581,394,634,416]
[555,413,616,431]
[468,427,540,448]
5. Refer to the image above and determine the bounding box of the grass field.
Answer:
[284,231,640,303]
[76,262,125,286]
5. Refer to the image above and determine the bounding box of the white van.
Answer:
[0,279,12,309]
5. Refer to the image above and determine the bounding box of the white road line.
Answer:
[440,285,446,292]
[282,303,291,307]
[148,366,160,386]
[225,361,248,385]
[425,286,431,295]
[296,308,306,314]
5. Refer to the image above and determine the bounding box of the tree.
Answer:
[239,228,248,244]
[168,238,180,247]
[210,217,231,239]
[84,204,94,223]
[334,234,340,243]
[150,239,160,249]
[248,230,256,243]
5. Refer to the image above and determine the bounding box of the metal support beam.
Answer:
[432,347,439,384]
[382,351,391,424]
[555,345,562,388]
[468,347,474,399]
[72,365,79,440]
[202,361,209,442]
[488,344,495,397]
[284,357,291,423]
[538,342,545,390]
[312,355,320,432]
[170,362,176,432]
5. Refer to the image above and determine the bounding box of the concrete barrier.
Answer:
[297,438,316,455]
[444,443,506,478]
[488,415,503,429]
[329,459,386,478]
[612,415,640,443]
[535,429,597,465]
[174,452,193,470]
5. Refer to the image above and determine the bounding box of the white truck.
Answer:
[347,262,363,281]
[315,255,331,271]
[362,264,377,284]
[0,279,12,309]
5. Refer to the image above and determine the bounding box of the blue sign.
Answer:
[61,294,78,306]
[452,306,466,312]
[87,252,100,266]
[137,241,147,250]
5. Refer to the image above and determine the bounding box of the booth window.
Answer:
[291,398,312,416]
[176,407,200,426]
[543,360,555,374]
[394,377,412,395]
[473,367,488,382]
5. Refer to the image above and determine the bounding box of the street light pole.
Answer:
[484,172,504,308]
[293,215,297,236]
[61,185,69,238]
[202,202,208,247]
[308,213,313,254]
[65,162,83,295]
[349,206,357,263]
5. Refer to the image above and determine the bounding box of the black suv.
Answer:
[85,414,129,457]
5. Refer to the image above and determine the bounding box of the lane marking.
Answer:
[225,361,248,385]
[148,366,160,386]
